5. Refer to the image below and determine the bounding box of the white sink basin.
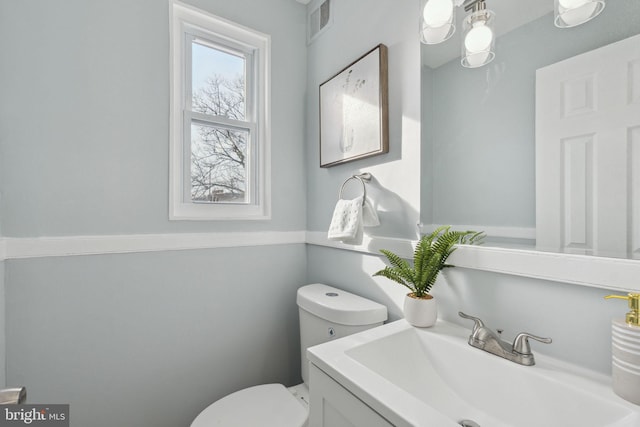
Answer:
[307,320,640,427]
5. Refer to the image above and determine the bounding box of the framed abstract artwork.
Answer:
[319,44,389,168]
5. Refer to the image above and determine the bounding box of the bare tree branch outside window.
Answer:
[190,74,248,203]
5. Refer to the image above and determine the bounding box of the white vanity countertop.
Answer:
[307,319,640,427]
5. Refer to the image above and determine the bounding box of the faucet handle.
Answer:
[458,312,485,334]
[512,332,552,355]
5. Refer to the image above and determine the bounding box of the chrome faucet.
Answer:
[459,312,552,366]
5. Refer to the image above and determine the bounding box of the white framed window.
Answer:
[170,1,271,220]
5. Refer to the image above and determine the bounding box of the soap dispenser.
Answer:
[605,293,640,405]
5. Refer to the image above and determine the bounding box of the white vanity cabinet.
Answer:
[308,363,393,427]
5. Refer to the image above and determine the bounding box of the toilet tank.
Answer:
[296,283,387,384]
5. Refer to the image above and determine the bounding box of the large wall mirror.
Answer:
[421,0,640,261]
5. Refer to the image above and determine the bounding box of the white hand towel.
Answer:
[362,198,380,227]
[328,197,363,242]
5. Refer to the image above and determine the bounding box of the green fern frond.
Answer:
[380,249,410,271]
[412,236,430,289]
[464,231,485,245]
[373,267,416,293]
[372,226,486,297]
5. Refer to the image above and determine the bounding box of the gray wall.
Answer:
[305,0,422,240]
[307,0,640,378]
[303,0,424,379]
[0,261,4,387]
[422,0,640,228]
[431,267,623,374]
[0,0,307,237]
[414,2,640,374]
[5,246,306,427]
[307,245,623,374]
[1,2,638,427]
[0,1,308,426]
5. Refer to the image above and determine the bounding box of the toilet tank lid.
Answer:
[296,284,388,326]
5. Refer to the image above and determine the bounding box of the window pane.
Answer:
[192,41,246,120]
[191,122,248,204]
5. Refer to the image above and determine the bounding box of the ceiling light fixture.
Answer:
[420,0,495,68]
[420,0,456,44]
[461,0,495,68]
[554,0,605,28]
[421,0,607,69]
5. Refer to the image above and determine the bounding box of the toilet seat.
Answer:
[190,383,308,427]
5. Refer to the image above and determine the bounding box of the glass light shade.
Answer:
[554,0,605,28]
[420,0,456,45]
[461,9,495,68]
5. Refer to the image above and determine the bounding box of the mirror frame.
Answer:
[450,245,640,292]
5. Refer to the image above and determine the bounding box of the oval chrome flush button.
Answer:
[325,292,339,297]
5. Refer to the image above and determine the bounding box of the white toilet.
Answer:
[190,283,388,427]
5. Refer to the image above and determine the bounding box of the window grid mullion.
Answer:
[188,111,253,133]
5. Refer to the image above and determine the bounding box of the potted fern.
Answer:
[373,226,483,327]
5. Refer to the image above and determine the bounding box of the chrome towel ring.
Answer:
[338,172,372,205]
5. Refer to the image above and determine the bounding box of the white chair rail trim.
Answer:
[0,232,306,260]
[305,231,640,293]
[1,232,639,292]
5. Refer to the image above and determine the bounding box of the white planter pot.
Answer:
[403,293,437,327]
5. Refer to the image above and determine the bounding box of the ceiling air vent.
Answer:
[307,0,332,44]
